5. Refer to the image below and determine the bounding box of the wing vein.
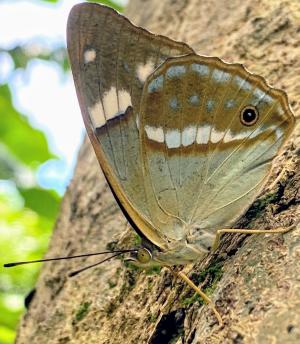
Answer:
[143,43,181,221]
[194,127,286,223]
[205,95,278,185]
[94,12,122,177]
[115,20,126,180]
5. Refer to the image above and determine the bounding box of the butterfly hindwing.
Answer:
[140,55,294,242]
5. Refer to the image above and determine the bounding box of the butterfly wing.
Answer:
[67,3,194,248]
[140,55,295,245]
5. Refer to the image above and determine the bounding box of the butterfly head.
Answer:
[126,235,210,267]
[126,247,161,268]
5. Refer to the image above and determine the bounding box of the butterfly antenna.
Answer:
[69,252,123,277]
[3,249,136,268]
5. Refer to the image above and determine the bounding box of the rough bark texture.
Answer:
[17,0,300,343]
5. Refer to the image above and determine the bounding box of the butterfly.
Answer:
[65,2,296,324]
[5,2,295,325]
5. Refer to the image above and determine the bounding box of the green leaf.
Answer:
[0,84,54,168]
[88,0,124,12]
[0,190,56,344]
[0,154,16,180]
[0,325,16,344]
[0,145,33,183]
[5,46,69,72]
[19,187,60,219]
[0,298,23,332]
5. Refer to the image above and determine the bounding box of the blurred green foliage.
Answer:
[2,46,70,72]
[90,0,123,12]
[0,84,55,167]
[0,1,124,343]
[0,73,60,343]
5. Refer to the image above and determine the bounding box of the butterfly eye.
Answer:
[240,106,259,126]
[137,248,152,264]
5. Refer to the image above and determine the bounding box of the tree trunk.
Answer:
[16,0,300,343]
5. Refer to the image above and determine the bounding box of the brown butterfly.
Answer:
[5,3,295,325]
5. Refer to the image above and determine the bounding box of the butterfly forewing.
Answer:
[140,55,294,241]
[67,3,194,248]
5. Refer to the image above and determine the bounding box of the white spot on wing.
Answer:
[253,88,274,104]
[148,75,164,93]
[88,101,106,128]
[206,99,215,112]
[103,87,119,120]
[212,69,230,82]
[277,106,284,115]
[84,49,96,63]
[166,65,186,78]
[253,88,266,102]
[165,129,181,148]
[224,127,265,142]
[191,63,209,76]
[234,76,252,91]
[189,94,200,106]
[225,127,264,142]
[118,90,132,113]
[250,125,279,140]
[225,99,236,108]
[196,125,210,144]
[182,126,197,146]
[224,124,281,143]
[264,94,274,104]
[275,127,283,140]
[123,62,130,72]
[223,130,249,142]
[145,125,164,143]
[169,96,179,110]
[210,128,224,143]
[137,60,154,83]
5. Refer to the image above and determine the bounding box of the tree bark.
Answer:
[17,0,300,343]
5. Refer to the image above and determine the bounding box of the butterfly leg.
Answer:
[212,223,296,252]
[167,267,223,325]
